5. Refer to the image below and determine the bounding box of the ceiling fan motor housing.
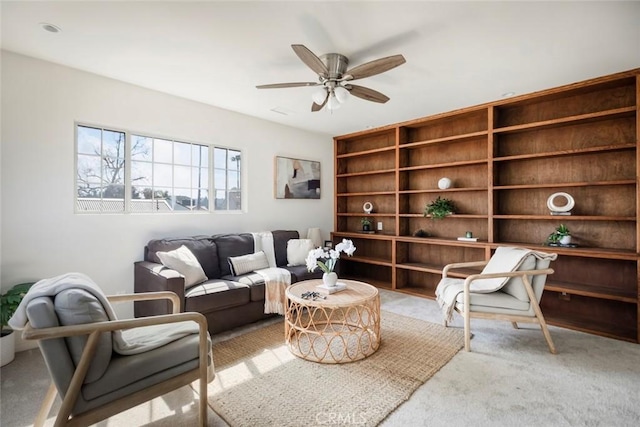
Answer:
[320,53,349,80]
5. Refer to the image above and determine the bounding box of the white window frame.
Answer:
[74,122,243,214]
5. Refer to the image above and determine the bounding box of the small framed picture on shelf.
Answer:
[324,240,333,249]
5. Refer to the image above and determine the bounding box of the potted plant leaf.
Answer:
[424,197,456,220]
[1,282,34,366]
[361,217,372,232]
[546,224,571,246]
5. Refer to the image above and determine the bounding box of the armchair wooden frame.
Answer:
[442,261,557,354]
[22,291,213,427]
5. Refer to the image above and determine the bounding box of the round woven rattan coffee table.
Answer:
[284,279,380,364]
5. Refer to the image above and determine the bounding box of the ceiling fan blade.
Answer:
[311,93,328,112]
[347,84,390,104]
[256,82,319,89]
[291,44,329,77]
[345,54,406,80]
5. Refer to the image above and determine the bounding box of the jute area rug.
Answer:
[199,311,464,427]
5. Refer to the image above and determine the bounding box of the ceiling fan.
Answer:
[256,44,406,112]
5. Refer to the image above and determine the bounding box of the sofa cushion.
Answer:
[272,230,300,267]
[54,289,112,384]
[222,273,266,302]
[184,280,250,312]
[214,233,254,276]
[228,251,269,276]
[156,245,208,287]
[146,236,220,279]
[285,265,322,283]
[287,239,314,266]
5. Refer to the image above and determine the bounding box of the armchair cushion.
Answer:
[157,245,208,287]
[54,289,112,383]
[455,289,530,311]
[500,255,536,302]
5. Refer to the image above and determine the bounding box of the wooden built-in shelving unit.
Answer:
[332,68,640,343]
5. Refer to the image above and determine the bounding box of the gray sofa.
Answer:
[134,230,322,334]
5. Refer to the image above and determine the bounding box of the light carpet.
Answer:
[201,311,464,427]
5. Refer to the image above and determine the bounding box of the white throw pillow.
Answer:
[287,239,315,266]
[156,245,208,287]
[228,251,270,276]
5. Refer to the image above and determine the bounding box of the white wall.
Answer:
[0,51,334,345]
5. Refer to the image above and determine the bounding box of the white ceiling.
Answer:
[2,1,639,137]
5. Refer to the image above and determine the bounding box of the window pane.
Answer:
[229,189,241,210]
[195,189,209,211]
[227,170,240,190]
[77,126,102,155]
[102,184,124,199]
[154,138,173,163]
[193,167,208,187]
[215,189,227,210]
[131,136,152,161]
[103,157,125,184]
[77,181,100,198]
[193,145,208,167]
[103,130,125,159]
[214,148,227,169]
[228,150,241,171]
[214,169,226,191]
[77,154,102,184]
[174,165,191,188]
[174,141,191,166]
[131,161,152,186]
[154,164,172,187]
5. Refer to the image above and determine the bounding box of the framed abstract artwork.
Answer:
[274,156,321,199]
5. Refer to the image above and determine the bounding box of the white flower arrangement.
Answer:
[306,239,356,273]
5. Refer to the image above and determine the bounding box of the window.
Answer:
[213,147,242,210]
[76,124,240,213]
[76,125,126,212]
[130,136,209,212]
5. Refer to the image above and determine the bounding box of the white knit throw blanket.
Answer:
[435,247,557,322]
[8,272,198,355]
[256,267,292,315]
[252,231,292,315]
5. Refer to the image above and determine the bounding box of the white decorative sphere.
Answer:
[438,177,452,190]
[547,192,575,213]
[363,201,373,214]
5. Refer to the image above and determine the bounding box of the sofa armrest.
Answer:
[134,261,186,317]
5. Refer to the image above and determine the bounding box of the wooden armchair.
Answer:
[437,247,557,354]
[21,289,213,427]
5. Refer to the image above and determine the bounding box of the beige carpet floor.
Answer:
[202,311,464,427]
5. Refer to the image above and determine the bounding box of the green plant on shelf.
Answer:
[546,224,571,245]
[424,197,456,220]
[361,217,372,231]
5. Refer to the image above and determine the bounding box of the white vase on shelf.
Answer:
[323,272,338,287]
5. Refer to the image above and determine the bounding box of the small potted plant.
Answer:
[1,282,34,366]
[424,197,456,220]
[361,217,373,232]
[546,224,571,246]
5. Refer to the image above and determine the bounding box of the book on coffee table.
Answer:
[316,282,347,294]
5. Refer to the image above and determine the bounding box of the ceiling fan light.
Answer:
[327,94,341,110]
[312,88,327,105]
[334,86,350,103]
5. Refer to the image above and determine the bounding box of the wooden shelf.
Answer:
[493,180,636,190]
[493,215,636,221]
[545,280,637,303]
[336,212,396,217]
[493,106,636,134]
[399,159,487,171]
[336,168,395,178]
[399,187,487,194]
[493,143,636,162]
[336,145,395,159]
[399,131,488,148]
[334,68,640,343]
[340,256,392,267]
[336,191,396,197]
